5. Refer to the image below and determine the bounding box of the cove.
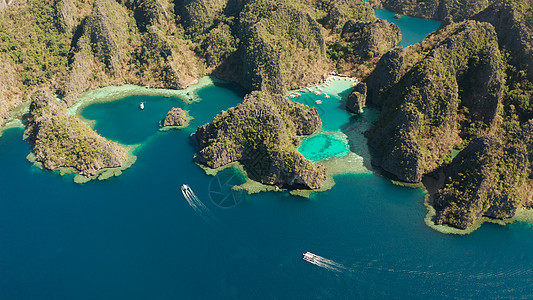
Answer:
[374,8,442,47]
[2,82,533,298]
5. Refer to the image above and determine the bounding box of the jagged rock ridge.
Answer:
[195,91,326,189]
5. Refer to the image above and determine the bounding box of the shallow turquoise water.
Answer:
[298,133,349,162]
[293,79,355,132]
[374,9,442,47]
[1,83,533,299]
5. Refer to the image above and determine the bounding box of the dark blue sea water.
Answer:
[374,9,442,47]
[1,83,533,299]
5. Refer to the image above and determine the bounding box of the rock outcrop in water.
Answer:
[25,90,128,177]
[346,82,367,114]
[365,0,533,230]
[195,91,326,189]
[161,107,188,127]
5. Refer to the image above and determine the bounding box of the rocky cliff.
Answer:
[25,90,128,177]
[0,0,15,12]
[323,0,375,32]
[376,0,496,22]
[0,0,204,110]
[239,1,329,93]
[161,107,188,127]
[346,82,367,113]
[364,1,533,230]
[433,132,531,229]
[323,0,400,76]
[368,21,504,183]
[195,91,326,189]
[328,19,400,73]
[473,1,533,81]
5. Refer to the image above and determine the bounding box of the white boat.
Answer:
[303,252,317,262]
[140,102,145,110]
[181,184,190,192]
[324,94,330,98]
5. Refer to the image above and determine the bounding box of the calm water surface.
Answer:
[1,82,533,299]
[374,9,442,47]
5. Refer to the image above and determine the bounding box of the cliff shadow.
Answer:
[339,104,380,173]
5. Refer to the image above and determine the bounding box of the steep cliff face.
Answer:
[195,91,326,189]
[473,1,533,80]
[376,0,495,21]
[433,134,530,229]
[329,19,400,70]
[363,2,533,230]
[0,0,16,12]
[0,61,22,122]
[25,90,128,177]
[365,48,408,107]
[240,2,328,93]
[323,0,375,31]
[368,21,504,182]
[346,82,367,113]
[60,0,203,105]
[134,0,204,89]
[55,0,77,32]
[61,0,133,105]
[176,0,228,37]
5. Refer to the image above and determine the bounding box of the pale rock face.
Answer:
[0,0,16,11]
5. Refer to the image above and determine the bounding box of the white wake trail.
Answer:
[305,253,348,273]
[181,186,217,224]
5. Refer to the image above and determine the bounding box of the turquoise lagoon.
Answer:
[2,79,533,299]
[298,133,349,162]
[0,16,529,298]
[374,9,442,47]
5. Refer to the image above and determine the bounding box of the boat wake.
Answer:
[303,252,347,273]
[181,184,217,224]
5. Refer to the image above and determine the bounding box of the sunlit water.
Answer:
[1,81,533,299]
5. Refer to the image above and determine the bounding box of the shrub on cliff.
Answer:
[195,91,327,189]
[25,90,128,177]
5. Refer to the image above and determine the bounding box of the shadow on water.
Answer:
[340,110,378,172]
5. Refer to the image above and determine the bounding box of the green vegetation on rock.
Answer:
[365,0,533,230]
[195,91,326,189]
[25,90,129,178]
[376,0,496,21]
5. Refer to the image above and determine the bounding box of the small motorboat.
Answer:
[324,94,330,99]
[181,184,190,192]
[303,252,316,262]
[315,100,323,104]
[140,102,145,110]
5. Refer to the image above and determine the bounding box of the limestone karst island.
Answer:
[1,0,533,298]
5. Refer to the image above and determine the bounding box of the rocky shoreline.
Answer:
[0,0,532,233]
